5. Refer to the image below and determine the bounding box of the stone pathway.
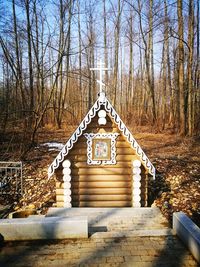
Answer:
[0,208,198,267]
[46,207,171,236]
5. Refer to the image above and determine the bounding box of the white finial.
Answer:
[90,59,111,94]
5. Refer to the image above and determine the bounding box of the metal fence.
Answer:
[0,162,23,195]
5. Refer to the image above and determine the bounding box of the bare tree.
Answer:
[113,0,122,106]
[177,0,185,135]
[187,0,194,135]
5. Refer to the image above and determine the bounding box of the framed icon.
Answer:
[84,133,119,165]
[92,138,111,161]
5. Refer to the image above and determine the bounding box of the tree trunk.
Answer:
[25,0,34,125]
[177,0,185,135]
[113,0,121,106]
[187,0,194,136]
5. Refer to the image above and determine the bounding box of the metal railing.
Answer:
[0,162,23,195]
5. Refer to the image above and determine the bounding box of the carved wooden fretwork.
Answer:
[84,133,119,165]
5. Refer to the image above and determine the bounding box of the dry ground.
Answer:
[0,126,199,226]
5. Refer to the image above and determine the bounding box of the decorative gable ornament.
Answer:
[48,92,155,180]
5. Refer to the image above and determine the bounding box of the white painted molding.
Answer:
[63,189,71,196]
[63,168,71,175]
[61,160,72,208]
[132,161,142,207]
[132,160,141,167]
[98,110,106,117]
[62,160,71,168]
[133,180,141,188]
[63,174,71,182]
[98,117,107,125]
[63,195,72,203]
[98,109,107,125]
[133,188,141,195]
[132,167,141,175]
[63,182,71,189]
[133,174,141,182]
[63,203,72,208]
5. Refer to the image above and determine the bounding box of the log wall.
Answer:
[55,114,148,207]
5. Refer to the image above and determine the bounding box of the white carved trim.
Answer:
[48,92,155,179]
[84,133,119,165]
[132,161,142,207]
[62,160,72,208]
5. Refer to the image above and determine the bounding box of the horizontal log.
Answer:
[72,201,132,207]
[71,162,132,168]
[56,202,63,207]
[68,147,135,156]
[71,168,131,175]
[72,194,132,201]
[57,168,131,176]
[71,181,132,189]
[67,154,138,162]
[71,175,132,182]
[72,188,132,195]
[73,141,131,149]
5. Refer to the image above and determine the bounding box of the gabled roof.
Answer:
[48,92,155,179]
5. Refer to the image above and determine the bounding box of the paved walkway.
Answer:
[0,208,198,267]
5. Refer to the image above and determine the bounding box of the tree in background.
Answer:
[0,0,199,153]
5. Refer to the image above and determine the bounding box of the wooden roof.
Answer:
[48,92,155,179]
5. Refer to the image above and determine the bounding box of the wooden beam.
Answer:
[71,181,132,188]
[72,201,132,207]
[68,147,135,155]
[71,194,132,201]
[67,155,138,162]
[71,168,131,175]
[72,188,132,195]
[71,162,132,168]
[71,175,132,182]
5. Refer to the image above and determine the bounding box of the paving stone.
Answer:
[124,255,142,262]
[106,256,124,263]
[0,208,198,267]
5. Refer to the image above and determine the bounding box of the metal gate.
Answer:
[0,162,23,195]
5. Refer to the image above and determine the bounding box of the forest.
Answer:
[0,0,200,243]
[0,0,199,149]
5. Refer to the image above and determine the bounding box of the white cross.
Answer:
[90,60,111,93]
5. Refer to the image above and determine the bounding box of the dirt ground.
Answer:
[0,126,199,226]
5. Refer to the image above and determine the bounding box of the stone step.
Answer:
[46,207,167,223]
[47,207,171,236]
[47,207,163,218]
[0,216,88,241]
[90,229,175,239]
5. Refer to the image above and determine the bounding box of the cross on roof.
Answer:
[90,60,111,93]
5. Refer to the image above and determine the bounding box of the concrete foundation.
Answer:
[173,212,200,263]
[0,216,88,241]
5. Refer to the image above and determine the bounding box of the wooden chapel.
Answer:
[48,62,155,208]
